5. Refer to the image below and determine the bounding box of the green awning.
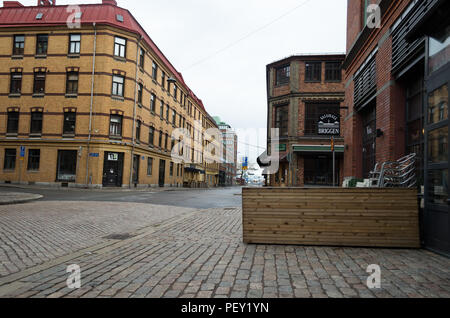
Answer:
[293,145,344,153]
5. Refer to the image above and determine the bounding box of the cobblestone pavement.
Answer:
[0,201,196,277]
[0,203,449,298]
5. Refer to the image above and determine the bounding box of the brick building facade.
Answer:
[344,0,449,256]
[0,0,220,189]
[264,54,345,187]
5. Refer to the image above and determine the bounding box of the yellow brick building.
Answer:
[0,0,220,188]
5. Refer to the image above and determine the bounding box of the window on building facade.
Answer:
[137,83,143,104]
[166,105,170,120]
[149,127,155,146]
[152,61,158,79]
[165,133,168,150]
[112,75,124,97]
[173,85,178,100]
[109,115,123,137]
[4,149,16,170]
[305,62,322,82]
[161,71,166,89]
[114,36,127,58]
[147,157,153,175]
[276,65,290,85]
[275,105,289,137]
[160,101,164,118]
[30,111,43,135]
[36,34,48,55]
[69,34,81,54]
[170,162,174,176]
[33,72,46,94]
[136,120,141,142]
[66,72,79,95]
[305,103,340,136]
[172,110,176,125]
[150,93,156,112]
[63,112,76,135]
[10,72,22,94]
[7,111,19,134]
[13,35,25,55]
[158,130,163,147]
[27,149,40,171]
[139,47,145,68]
[325,62,342,81]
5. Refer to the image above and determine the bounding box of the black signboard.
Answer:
[318,114,340,135]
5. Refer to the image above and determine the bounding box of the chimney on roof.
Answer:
[3,1,24,7]
[37,0,56,6]
[102,0,117,5]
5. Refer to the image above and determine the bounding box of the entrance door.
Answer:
[132,154,140,186]
[425,79,449,256]
[57,150,77,182]
[159,159,166,187]
[102,152,124,187]
[362,104,377,178]
[304,155,340,186]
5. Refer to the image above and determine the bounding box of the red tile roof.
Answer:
[0,0,206,111]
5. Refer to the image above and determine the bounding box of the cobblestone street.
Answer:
[0,201,449,298]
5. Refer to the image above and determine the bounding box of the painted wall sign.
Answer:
[318,114,340,135]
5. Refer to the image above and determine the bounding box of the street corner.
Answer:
[0,192,43,206]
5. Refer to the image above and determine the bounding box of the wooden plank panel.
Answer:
[242,187,420,248]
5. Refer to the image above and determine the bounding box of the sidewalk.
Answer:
[0,192,43,205]
[0,183,240,193]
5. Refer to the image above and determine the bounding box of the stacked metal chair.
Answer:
[369,153,417,188]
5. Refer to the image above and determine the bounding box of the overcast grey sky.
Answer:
[19,0,347,162]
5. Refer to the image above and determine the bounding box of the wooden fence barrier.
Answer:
[242,187,420,248]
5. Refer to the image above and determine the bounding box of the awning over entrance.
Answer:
[293,145,344,153]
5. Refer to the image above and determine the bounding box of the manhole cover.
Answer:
[104,233,134,240]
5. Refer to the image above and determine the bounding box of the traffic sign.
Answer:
[20,146,25,158]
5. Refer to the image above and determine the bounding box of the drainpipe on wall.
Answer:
[129,35,142,188]
[85,22,97,188]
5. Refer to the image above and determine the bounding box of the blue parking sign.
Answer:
[20,146,25,158]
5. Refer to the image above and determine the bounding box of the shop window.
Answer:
[4,149,16,170]
[27,149,40,171]
[147,157,153,176]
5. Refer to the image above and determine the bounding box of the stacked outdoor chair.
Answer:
[369,153,417,188]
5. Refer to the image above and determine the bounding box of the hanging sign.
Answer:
[318,114,340,135]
